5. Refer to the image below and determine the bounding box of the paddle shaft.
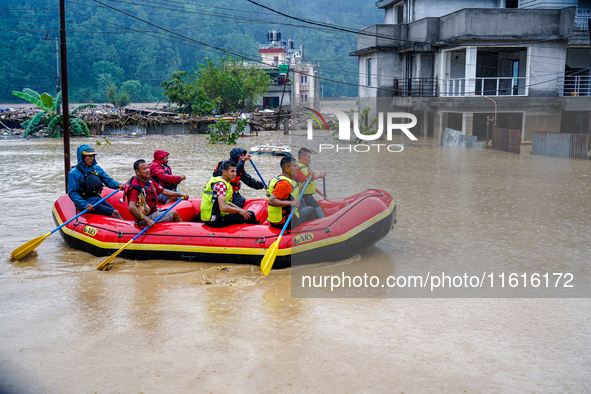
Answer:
[96,198,183,270]
[260,176,312,275]
[278,176,312,239]
[250,160,268,189]
[11,189,120,260]
[53,189,119,235]
[323,178,326,200]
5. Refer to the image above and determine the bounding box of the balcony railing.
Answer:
[393,78,437,97]
[558,75,591,97]
[575,8,591,31]
[299,82,310,91]
[440,77,527,97]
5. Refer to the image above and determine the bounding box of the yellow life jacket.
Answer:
[266,175,299,224]
[296,162,316,195]
[200,176,233,222]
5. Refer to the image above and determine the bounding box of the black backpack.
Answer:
[79,171,103,199]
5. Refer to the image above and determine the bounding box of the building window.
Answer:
[273,56,279,65]
[367,58,372,87]
[395,4,404,24]
[300,75,308,83]
[300,94,308,103]
[505,0,518,8]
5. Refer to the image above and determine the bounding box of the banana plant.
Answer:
[12,88,95,138]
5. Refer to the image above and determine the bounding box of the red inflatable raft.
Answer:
[52,188,396,269]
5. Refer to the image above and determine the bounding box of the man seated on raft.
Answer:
[293,147,326,219]
[68,144,124,219]
[267,156,315,230]
[125,159,188,227]
[197,160,258,228]
[212,147,265,208]
[149,149,186,204]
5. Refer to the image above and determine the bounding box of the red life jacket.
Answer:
[151,163,176,190]
[214,160,242,193]
[123,176,158,215]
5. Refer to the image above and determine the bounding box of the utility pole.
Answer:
[44,34,60,108]
[60,0,71,193]
[276,64,289,134]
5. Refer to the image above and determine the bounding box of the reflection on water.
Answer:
[1,133,590,392]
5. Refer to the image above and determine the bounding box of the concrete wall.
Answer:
[358,51,401,99]
[520,0,577,8]
[438,8,572,40]
[449,50,467,78]
[357,24,404,50]
[524,113,562,138]
[406,17,440,45]
[528,42,567,96]
[101,123,193,135]
[410,0,502,22]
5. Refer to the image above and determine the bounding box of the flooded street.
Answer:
[1,130,590,392]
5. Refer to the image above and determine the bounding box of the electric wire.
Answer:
[1,1,588,96]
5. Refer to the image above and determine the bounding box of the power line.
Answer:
[131,0,281,17]
[245,0,577,49]
[89,0,586,94]
[67,1,395,82]
[81,0,342,36]
[89,0,385,91]
[3,1,582,96]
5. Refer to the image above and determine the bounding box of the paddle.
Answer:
[95,198,183,271]
[11,189,120,260]
[260,176,312,276]
[323,177,327,200]
[250,159,268,188]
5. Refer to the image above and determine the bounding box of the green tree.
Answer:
[121,80,142,99]
[91,61,125,84]
[161,70,219,115]
[197,56,270,113]
[162,57,270,115]
[105,84,130,108]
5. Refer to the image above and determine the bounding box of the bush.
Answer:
[206,118,247,145]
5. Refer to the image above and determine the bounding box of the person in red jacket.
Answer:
[149,149,186,204]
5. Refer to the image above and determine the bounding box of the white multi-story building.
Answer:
[351,0,591,142]
[257,31,320,110]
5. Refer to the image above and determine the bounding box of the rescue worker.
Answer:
[125,159,188,227]
[199,160,258,227]
[293,147,326,219]
[212,147,265,208]
[149,149,186,204]
[267,156,315,230]
[67,144,123,219]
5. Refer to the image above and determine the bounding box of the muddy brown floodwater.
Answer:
[1,127,590,392]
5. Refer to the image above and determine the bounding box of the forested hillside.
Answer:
[0,0,381,103]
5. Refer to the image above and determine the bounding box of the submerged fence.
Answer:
[532,132,588,159]
[492,127,521,154]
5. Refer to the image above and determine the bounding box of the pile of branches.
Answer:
[77,106,190,134]
[248,109,290,131]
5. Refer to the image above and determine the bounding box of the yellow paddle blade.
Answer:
[95,239,133,271]
[260,235,282,276]
[11,232,51,260]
